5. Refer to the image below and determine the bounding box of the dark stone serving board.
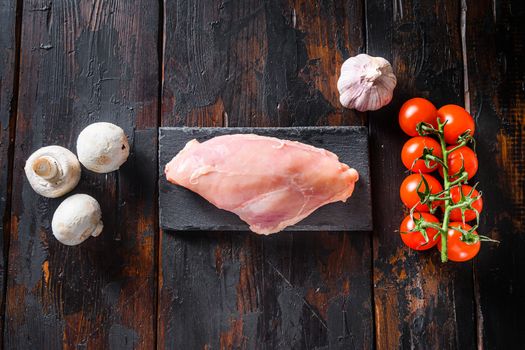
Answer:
[159,127,372,232]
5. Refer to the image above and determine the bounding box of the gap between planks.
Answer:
[1,0,24,347]
[154,0,166,349]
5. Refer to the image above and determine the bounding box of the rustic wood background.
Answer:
[0,0,523,349]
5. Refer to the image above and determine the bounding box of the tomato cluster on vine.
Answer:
[397,98,493,262]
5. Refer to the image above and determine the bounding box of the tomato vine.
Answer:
[398,98,497,262]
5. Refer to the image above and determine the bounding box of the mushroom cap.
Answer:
[24,145,81,198]
[51,194,103,246]
[77,122,130,173]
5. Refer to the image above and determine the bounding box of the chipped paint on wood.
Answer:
[42,261,50,285]
[374,287,402,349]
[219,318,245,350]
[496,130,525,231]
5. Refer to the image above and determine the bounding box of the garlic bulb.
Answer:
[337,54,397,112]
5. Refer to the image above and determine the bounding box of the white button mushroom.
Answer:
[24,145,81,198]
[51,194,103,246]
[76,122,130,173]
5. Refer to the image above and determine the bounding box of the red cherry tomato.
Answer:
[448,185,483,222]
[401,136,443,173]
[437,105,476,144]
[439,146,478,180]
[400,173,443,212]
[399,98,438,136]
[399,212,440,250]
[437,222,480,262]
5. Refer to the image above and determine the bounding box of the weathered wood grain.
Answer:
[159,0,372,349]
[5,1,158,349]
[159,126,372,232]
[0,0,19,343]
[3,0,520,348]
[367,1,476,348]
[466,0,525,348]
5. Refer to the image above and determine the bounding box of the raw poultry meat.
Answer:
[165,134,359,235]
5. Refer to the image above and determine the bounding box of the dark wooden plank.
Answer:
[159,0,372,349]
[0,0,19,343]
[367,1,477,349]
[5,1,158,349]
[159,126,372,232]
[466,0,525,347]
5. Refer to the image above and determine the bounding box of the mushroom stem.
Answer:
[91,222,103,237]
[25,146,81,198]
[32,156,61,180]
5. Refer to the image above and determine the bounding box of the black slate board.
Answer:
[159,127,372,232]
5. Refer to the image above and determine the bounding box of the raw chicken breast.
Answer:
[165,134,359,235]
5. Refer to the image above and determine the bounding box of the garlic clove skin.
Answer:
[77,122,130,173]
[51,194,103,246]
[337,54,397,112]
[24,146,81,198]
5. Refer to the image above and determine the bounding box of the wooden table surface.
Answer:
[0,0,523,349]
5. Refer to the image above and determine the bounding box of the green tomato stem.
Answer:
[438,125,451,263]
[448,172,469,186]
[420,221,444,231]
[447,139,469,154]
[415,119,480,263]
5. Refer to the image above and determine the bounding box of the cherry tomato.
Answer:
[437,105,476,144]
[399,98,438,136]
[439,146,478,180]
[401,136,443,173]
[399,212,440,250]
[400,173,443,212]
[448,185,483,222]
[437,222,480,262]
